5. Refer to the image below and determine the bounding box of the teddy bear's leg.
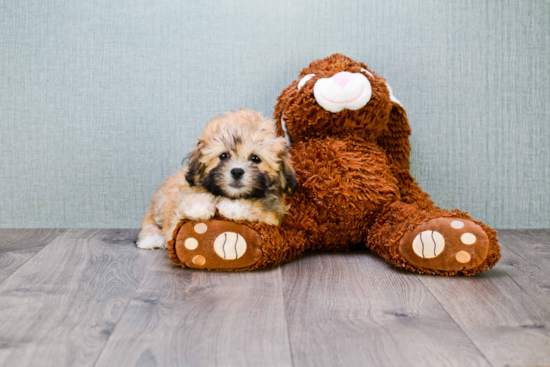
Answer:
[166,217,309,271]
[367,201,500,275]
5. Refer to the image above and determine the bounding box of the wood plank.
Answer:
[497,229,550,268]
[281,252,490,367]
[0,229,65,283]
[95,255,292,367]
[419,230,550,367]
[0,229,156,367]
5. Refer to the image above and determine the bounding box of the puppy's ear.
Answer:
[185,143,204,187]
[279,150,298,195]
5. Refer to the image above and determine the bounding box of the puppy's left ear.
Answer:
[185,143,204,187]
[279,150,298,195]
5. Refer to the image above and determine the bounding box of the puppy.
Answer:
[136,109,297,249]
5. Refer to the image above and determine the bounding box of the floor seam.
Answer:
[92,249,160,367]
[419,278,494,367]
[0,229,67,286]
[499,234,548,269]
[279,264,296,367]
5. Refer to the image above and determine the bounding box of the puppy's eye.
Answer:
[250,155,261,164]
[219,153,230,160]
[297,74,315,90]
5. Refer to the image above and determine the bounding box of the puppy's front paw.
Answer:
[216,198,249,221]
[217,198,281,226]
[179,193,217,221]
[136,231,167,250]
[182,204,216,221]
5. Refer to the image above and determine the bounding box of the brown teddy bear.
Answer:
[167,54,501,275]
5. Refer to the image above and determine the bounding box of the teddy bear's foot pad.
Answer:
[399,217,489,272]
[175,220,262,270]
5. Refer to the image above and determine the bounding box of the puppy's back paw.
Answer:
[136,231,166,250]
[173,220,262,270]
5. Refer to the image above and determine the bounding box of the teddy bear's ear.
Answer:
[376,82,411,170]
[274,95,293,145]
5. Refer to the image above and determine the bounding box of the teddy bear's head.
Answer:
[274,53,411,169]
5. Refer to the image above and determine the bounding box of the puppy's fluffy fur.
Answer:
[137,109,297,249]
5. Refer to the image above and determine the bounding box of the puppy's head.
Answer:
[185,109,297,200]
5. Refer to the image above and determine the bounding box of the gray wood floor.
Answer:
[0,229,549,367]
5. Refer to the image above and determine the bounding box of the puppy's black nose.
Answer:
[231,168,245,179]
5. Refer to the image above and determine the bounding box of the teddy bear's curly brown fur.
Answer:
[167,54,500,276]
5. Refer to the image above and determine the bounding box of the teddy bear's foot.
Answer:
[399,217,490,272]
[172,220,263,270]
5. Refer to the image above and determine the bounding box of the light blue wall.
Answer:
[1,0,549,229]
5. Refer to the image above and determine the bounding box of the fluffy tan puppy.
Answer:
[137,109,297,249]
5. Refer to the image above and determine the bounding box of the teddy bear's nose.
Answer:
[331,72,353,88]
[313,72,372,113]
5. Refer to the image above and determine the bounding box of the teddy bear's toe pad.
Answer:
[399,218,489,272]
[175,220,262,270]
